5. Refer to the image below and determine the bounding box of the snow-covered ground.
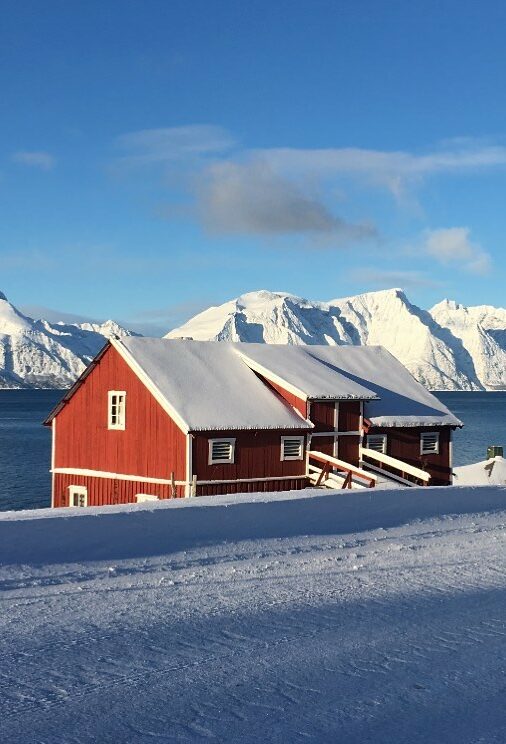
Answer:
[1,486,506,743]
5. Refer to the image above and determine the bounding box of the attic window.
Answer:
[108,391,126,430]
[209,438,235,465]
[420,431,439,455]
[281,436,304,461]
[69,485,87,508]
[366,434,387,454]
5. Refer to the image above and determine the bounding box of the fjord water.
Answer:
[0,390,505,512]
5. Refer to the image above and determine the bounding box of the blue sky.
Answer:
[1,0,506,334]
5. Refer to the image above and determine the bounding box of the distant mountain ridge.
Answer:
[0,292,134,389]
[166,288,506,391]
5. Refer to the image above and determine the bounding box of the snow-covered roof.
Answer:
[235,343,462,428]
[304,345,463,428]
[118,337,310,433]
[236,344,379,400]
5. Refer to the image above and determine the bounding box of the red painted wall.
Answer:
[338,401,361,431]
[54,344,187,481]
[54,473,185,508]
[310,401,336,431]
[366,426,452,485]
[256,376,308,418]
[192,429,308,483]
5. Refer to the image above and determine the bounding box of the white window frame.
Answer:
[108,390,126,430]
[208,438,236,465]
[366,434,387,454]
[68,485,88,508]
[420,431,440,455]
[281,436,305,461]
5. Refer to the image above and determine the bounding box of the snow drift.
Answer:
[1,486,506,743]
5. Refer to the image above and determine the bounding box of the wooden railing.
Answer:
[359,447,431,487]
[308,450,377,489]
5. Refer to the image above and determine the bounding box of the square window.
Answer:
[209,438,235,465]
[69,485,87,508]
[281,436,304,461]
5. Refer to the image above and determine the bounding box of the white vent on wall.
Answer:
[420,432,439,455]
[281,436,304,461]
[366,434,387,454]
[209,438,235,465]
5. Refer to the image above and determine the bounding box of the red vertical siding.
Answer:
[338,401,361,431]
[54,345,186,481]
[192,429,308,483]
[54,473,185,508]
[366,426,452,485]
[256,377,308,418]
[310,401,336,431]
[337,436,360,466]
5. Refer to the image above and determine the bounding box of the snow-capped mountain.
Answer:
[166,288,506,391]
[0,291,134,389]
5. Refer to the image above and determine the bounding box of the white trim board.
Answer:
[111,338,189,434]
[51,419,56,509]
[196,475,307,486]
[52,468,307,489]
[52,468,186,486]
[310,430,360,437]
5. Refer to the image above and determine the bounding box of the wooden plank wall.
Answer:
[192,429,309,482]
[54,345,186,482]
[54,473,185,508]
[367,426,452,485]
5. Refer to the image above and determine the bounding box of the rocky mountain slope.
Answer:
[0,291,133,389]
[167,288,506,391]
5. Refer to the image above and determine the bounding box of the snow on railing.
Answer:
[308,450,377,489]
[359,446,431,485]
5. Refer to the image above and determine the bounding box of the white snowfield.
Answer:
[0,291,134,389]
[167,288,506,391]
[1,486,506,743]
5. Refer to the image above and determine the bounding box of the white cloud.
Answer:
[11,151,55,170]
[197,161,376,240]
[114,125,235,168]
[424,227,492,275]
[255,141,506,199]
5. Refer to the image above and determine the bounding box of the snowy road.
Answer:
[1,487,506,743]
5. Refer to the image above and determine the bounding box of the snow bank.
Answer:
[1,485,505,566]
[454,455,506,486]
[2,485,506,743]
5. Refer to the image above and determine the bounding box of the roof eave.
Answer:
[42,341,111,426]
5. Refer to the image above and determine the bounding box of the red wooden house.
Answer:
[43,338,462,508]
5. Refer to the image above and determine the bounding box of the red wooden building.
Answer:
[43,338,463,508]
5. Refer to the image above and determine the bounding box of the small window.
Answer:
[420,431,439,455]
[69,485,87,508]
[108,391,126,430]
[209,438,235,465]
[366,434,387,454]
[281,436,304,461]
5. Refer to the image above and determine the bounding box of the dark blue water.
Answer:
[0,391,61,511]
[435,392,506,467]
[0,390,505,511]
